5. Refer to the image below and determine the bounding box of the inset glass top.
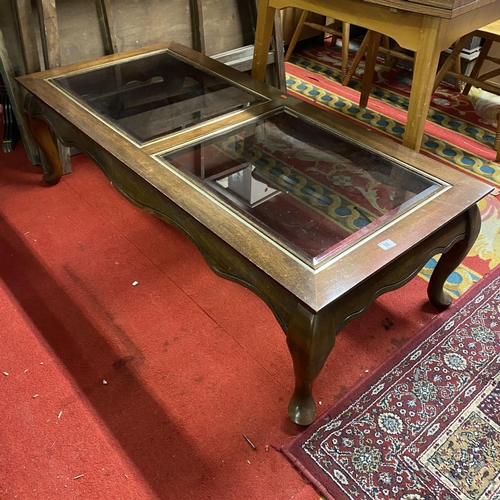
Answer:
[51,51,266,143]
[159,110,442,267]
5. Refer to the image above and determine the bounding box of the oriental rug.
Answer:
[285,42,500,299]
[285,43,500,185]
[283,264,500,500]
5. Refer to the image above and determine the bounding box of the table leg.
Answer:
[27,114,63,185]
[251,0,276,82]
[402,24,441,151]
[427,204,481,309]
[286,303,336,425]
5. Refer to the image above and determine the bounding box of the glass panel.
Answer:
[159,110,442,267]
[51,52,266,143]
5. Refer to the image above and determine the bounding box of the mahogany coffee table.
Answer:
[18,42,492,425]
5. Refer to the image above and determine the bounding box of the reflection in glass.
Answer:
[160,111,442,267]
[52,52,265,143]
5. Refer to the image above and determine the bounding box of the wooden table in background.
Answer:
[252,0,500,152]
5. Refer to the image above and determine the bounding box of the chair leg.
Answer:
[342,29,371,85]
[380,35,393,67]
[453,47,462,91]
[284,9,309,62]
[463,40,494,96]
[495,118,500,162]
[432,35,469,94]
[359,30,382,108]
[340,22,350,81]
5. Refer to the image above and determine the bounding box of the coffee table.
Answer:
[18,42,492,425]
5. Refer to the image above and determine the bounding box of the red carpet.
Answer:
[0,128,446,499]
[283,263,500,500]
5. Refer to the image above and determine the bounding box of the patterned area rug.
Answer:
[282,264,500,500]
[285,42,500,299]
[286,44,500,183]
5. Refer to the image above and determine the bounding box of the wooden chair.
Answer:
[284,15,399,89]
[284,13,416,98]
[346,31,463,109]
[433,20,500,160]
[343,32,414,83]
[284,10,351,82]
[339,30,417,108]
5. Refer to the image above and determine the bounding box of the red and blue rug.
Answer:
[283,260,500,500]
[285,42,500,300]
[286,43,500,184]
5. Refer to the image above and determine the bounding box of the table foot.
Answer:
[427,204,481,309]
[288,391,317,426]
[286,303,336,425]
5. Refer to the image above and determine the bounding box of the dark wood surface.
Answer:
[18,42,493,425]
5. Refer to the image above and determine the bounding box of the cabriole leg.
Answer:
[427,204,481,308]
[286,303,336,425]
[28,115,64,185]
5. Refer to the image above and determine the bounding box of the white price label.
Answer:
[378,239,396,250]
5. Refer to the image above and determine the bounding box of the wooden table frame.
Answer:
[18,42,492,425]
[251,0,500,152]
